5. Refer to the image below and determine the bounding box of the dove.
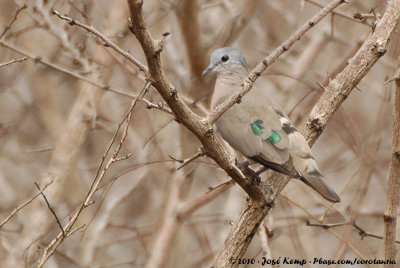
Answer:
[202,47,340,203]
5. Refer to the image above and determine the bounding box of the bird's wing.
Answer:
[215,87,340,202]
[215,87,293,166]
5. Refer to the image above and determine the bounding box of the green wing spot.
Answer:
[267,130,281,144]
[250,119,264,136]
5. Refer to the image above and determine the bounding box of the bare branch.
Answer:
[34,182,65,236]
[305,0,373,27]
[207,0,348,125]
[383,20,400,266]
[36,82,150,267]
[127,0,271,202]
[215,0,400,266]
[303,0,400,146]
[0,57,27,67]
[51,9,149,76]
[0,181,53,229]
[0,4,27,39]
[0,39,133,98]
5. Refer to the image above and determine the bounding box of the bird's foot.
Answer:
[237,160,262,185]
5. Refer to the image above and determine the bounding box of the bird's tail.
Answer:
[297,158,341,203]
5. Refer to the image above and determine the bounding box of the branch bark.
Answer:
[207,0,348,125]
[126,0,400,267]
[126,0,346,207]
[383,17,400,267]
[215,0,400,267]
[127,0,270,203]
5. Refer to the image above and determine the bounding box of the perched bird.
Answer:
[202,47,340,203]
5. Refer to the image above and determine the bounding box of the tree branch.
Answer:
[51,9,148,75]
[383,13,400,266]
[207,0,348,125]
[127,0,270,203]
[215,0,400,266]
[126,0,400,267]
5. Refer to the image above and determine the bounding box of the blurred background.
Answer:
[0,0,399,267]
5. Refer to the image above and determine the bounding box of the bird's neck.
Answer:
[211,70,247,110]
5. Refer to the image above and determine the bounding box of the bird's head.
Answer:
[201,47,248,77]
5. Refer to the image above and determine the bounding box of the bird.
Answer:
[202,47,340,203]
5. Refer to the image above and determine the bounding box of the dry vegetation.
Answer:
[0,0,399,267]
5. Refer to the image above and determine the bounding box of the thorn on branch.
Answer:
[175,148,206,170]
[169,88,177,99]
[128,19,135,35]
[262,59,268,67]
[34,56,42,64]
[372,42,387,56]
[205,128,213,137]
[235,94,242,104]
[83,200,95,208]
[308,118,324,132]
[169,154,184,163]
[154,47,162,57]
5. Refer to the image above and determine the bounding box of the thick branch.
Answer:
[127,0,270,203]
[304,0,400,146]
[383,16,400,266]
[215,0,400,266]
[127,0,400,267]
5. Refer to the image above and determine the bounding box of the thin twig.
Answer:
[215,0,400,266]
[176,180,233,222]
[0,57,27,67]
[0,39,132,98]
[34,182,65,236]
[51,9,148,76]
[36,82,151,267]
[0,181,53,229]
[169,147,206,170]
[0,4,27,39]
[307,220,400,244]
[207,0,348,125]
[305,0,372,27]
[385,74,400,84]
[0,40,172,115]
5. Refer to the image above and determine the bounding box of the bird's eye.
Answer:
[221,55,229,62]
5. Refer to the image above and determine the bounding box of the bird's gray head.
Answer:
[201,47,248,77]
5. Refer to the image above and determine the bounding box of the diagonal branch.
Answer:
[127,0,400,266]
[51,9,148,76]
[215,0,400,266]
[126,0,345,204]
[127,0,269,203]
[207,0,349,125]
[36,82,151,268]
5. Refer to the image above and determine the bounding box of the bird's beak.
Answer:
[201,64,214,77]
